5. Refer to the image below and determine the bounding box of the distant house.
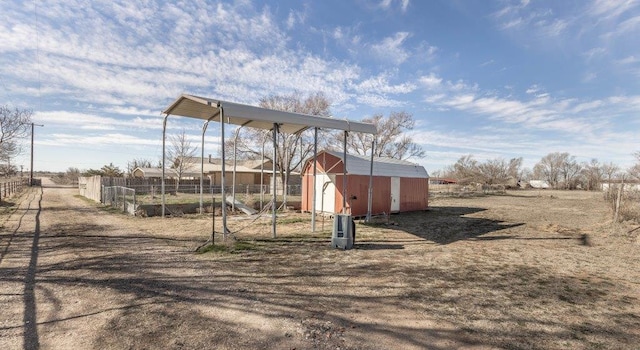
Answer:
[174,156,300,189]
[132,167,179,179]
[529,180,551,189]
[301,150,429,216]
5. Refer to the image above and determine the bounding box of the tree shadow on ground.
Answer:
[0,200,17,207]
[363,206,525,245]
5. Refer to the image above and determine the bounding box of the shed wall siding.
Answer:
[399,177,429,212]
[338,174,391,216]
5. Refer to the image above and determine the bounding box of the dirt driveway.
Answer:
[1,182,639,349]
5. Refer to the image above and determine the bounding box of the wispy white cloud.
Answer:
[479,59,496,67]
[380,0,393,10]
[616,55,639,65]
[370,32,412,65]
[34,111,163,130]
[583,47,607,60]
[536,18,569,36]
[40,133,160,147]
[419,73,442,89]
[354,73,417,94]
[417,76,637,140]
[286,7,308,30]
[2,0,389,114]
[587,0,639,20]
[525,85,541,95]
[582,72,597,82]
[104,106,160,117]
[501,17,524,29]
[379,0,410,12]
[356,94,406,108]
[618,15,640,33]
[414,41,439,61]
[571,100,604,113]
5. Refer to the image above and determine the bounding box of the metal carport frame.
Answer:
[161,94,377,238]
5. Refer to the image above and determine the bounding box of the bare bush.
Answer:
[606,184,640,223]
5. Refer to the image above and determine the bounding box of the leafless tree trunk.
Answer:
[168,130,197,192]
[614,176,625,223]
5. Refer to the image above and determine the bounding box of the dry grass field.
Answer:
[1,181,639,349]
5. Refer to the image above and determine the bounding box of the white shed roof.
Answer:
[163,94,377,135]
[323,151,429,178]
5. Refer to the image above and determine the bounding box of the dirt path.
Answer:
[1,183,639,349]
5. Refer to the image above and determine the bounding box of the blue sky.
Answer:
[2,0,639,174]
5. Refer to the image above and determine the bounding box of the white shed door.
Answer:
[390,176,400,212]
[316,174,335,214]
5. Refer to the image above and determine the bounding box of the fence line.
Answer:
[102,186,136,215]
[100,177,301,196]
[0,178,30,202]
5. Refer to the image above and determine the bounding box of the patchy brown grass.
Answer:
[1,186,639,349]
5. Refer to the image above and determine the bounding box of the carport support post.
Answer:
[342,130,348,214]
[272,123,279,238]
[161,114,169,218]
[231,126,242,212]
[200,120,210,214]
[219,105,228,238]
[260,134,265,211]
[366,140,375,222]
[311,127,318,232]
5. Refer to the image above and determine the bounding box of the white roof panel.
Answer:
[324,151,429,178]
[163,94,377,135]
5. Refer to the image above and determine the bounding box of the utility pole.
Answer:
[30,123,44,186]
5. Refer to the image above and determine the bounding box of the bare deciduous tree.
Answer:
[602,162,620,183]
[533,152,567,189]
[559,154,582,189]
[450,155,522,185]
[0,105,33,165]
[452,154,479,185]
[230,91,332,191]
[477,157,523,185]
[0,142,19,165]
[168,130,198,189]
[628,152,640,181]
[336,111,425,160]
[581,159,604,191]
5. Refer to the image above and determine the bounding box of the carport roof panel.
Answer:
[163,94,377,134]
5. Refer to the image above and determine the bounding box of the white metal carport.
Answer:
[161,94,376,239]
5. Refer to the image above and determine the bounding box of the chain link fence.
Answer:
[102,186,137,215]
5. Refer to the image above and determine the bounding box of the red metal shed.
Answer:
[302,150,429,217]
